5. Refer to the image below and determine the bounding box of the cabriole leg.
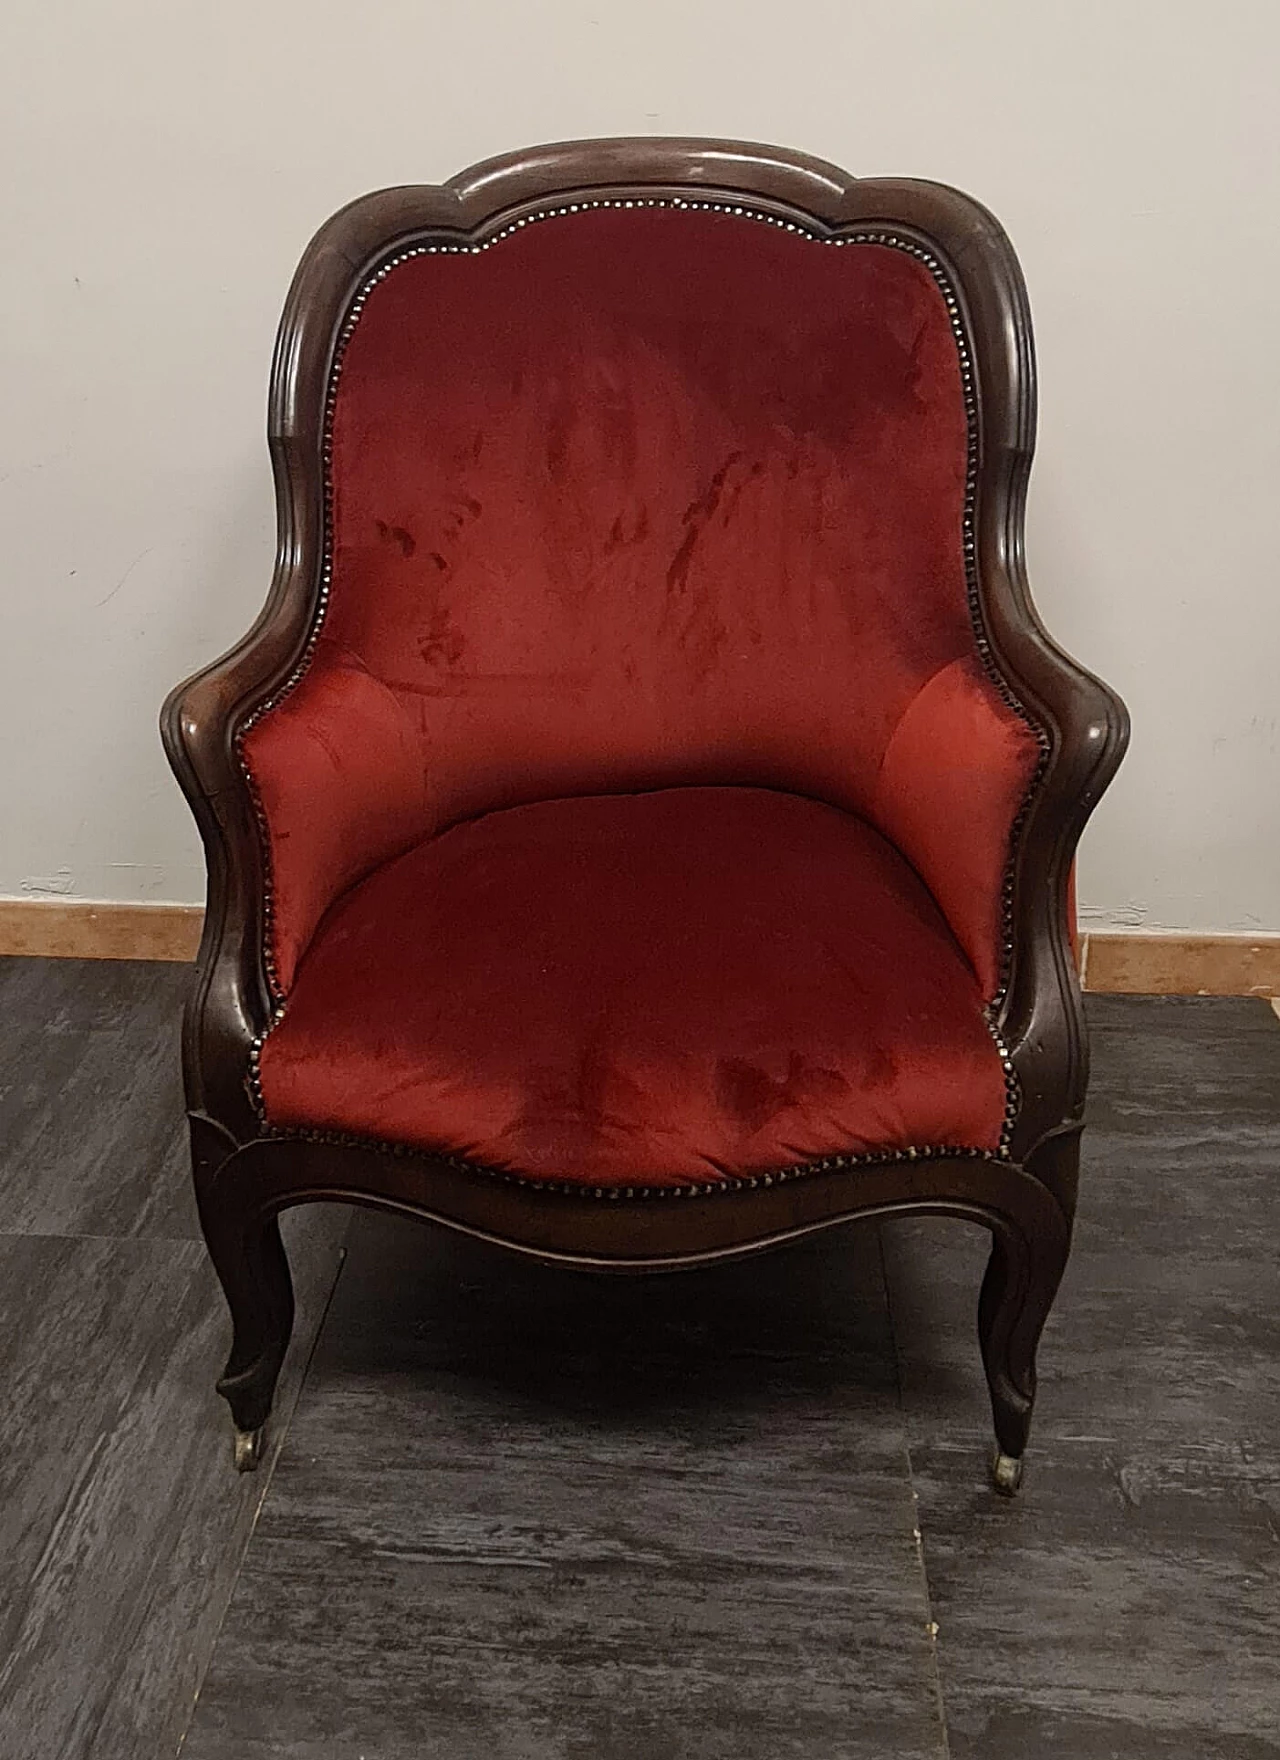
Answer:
[977,1139,1076,1494]
[190,1118,295,1471]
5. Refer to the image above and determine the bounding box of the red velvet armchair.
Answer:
[162,138,1127,1491]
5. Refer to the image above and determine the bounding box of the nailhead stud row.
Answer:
[237,194,1045,1167]
[265,1121,1012,1198]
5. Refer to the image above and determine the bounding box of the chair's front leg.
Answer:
[977,1135,1076,1493]
[190,1118,296,1470]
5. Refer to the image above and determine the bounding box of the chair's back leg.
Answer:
[190,1117,296,1470]
[977,1132,1077,1492]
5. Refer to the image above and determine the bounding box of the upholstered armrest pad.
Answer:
[870,657,1043,999]
[240,643,431,992]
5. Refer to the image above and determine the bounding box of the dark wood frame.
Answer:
[161,137,1128,1488]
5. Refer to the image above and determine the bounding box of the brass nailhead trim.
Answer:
[238,196,1049,1164]
[265,1122,1012,1199]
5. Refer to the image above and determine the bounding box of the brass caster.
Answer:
[991,1448,1024,1496]
[233,1425,265,1473]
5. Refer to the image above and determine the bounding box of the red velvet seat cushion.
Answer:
[257,787,1009,1187]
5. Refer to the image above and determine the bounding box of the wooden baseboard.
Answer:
[1,903,1277,997]
[1081,931,1280,998]
[0,900,203,962]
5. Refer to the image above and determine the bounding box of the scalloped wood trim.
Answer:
[0,904,1276,997]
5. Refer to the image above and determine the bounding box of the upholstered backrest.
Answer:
[243,202,1042,997]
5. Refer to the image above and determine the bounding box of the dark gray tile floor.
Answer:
[879,997,1280,1758]
[0,960,348,1760]
[181,1218,943,1760]
[2,965,1278,1758]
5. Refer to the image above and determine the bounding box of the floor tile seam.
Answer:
[875,1221,953,1760]
[0,1228,204,1247]
[174,1238,349,1757]
[928,1678,1280,1737]
[898,1425,1280,1451]
[231,1527,931,1578]
[256,1453,916,1480]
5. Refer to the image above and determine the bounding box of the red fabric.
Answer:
[241,206,1041,997]
[870,657,1038,993]
[246,656,431,982]
[258,787,1009,1185]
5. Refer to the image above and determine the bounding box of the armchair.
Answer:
[162,138,1127,1490]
